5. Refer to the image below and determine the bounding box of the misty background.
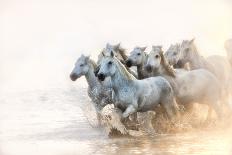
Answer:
[1,0,232,93]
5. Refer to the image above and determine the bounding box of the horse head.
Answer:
[97,51,117,81]
[126,46,147,67]
[145,46,176,77]
[164,43,181,66]
[70,54,91,81]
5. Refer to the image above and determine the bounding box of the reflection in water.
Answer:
[0,88,232,155]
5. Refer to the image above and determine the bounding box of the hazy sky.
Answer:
[1,0,232,92]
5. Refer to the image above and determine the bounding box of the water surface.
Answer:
[0,87,232,155]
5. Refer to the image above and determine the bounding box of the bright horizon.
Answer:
[1,0,232,92]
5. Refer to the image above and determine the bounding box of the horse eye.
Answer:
[155,55,159,58]
[137,53,141,56]
[108,61,112,65]
[80,64,84,67]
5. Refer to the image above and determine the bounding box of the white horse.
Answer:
[96,51,179,120]
[70,55,113,122]
[178,39,232,106]
[125,46,152,79]
[145,46,223,119]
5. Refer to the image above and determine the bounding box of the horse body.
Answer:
[206,55,231,85]
[175,69,220,104]
[145,47,222,118]
[96,52,178,119]
[178,39,232,106]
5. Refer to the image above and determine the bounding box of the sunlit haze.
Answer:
[1,0,232,91]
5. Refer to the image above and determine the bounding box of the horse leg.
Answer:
[122,104,138,118]
[137,111,156,134]
[97,112,102,125]
[208,100,222,120]
[206,106,213,121]
[161,97,179,121]
[129,112,137,121]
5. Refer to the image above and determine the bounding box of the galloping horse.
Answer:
[70,55,113,123]
[165,39,231,108]
[96,51,179,120]
[145,46,223,119]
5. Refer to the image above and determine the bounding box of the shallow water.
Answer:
[0,87,232,155]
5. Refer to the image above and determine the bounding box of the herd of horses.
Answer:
[70,38,232,133]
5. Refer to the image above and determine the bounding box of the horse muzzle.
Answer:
[70,73,79,81]
[97,73,106,81]
[145,65,152,73]
[125,59,132,67]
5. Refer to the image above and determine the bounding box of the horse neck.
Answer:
[85,61,98,89]
[153,63,168,77]
[187,45,206,69]
[137,53,147,78]
[153,55,175,78]
[118,48,128,61]
[111,60,135,93]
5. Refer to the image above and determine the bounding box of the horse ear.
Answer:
[106,43,110,49]
[190,38,195,44]
[86,55,90,60]
[159,49,164,54]
[140,46,147,52]
[113,43,120,50]
[110,50,114,57]
[152,45,162,50]
[102,51,105,57]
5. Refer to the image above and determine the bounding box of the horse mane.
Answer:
[187,41,214,70]
[160,51,176,77]
[118,47,128,61]
[89,59,97,69]
[98,46,128,62]
[113,57,136,80]
[189,42,201,57]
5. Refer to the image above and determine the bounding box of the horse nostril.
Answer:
[70,73,78,81]
[126,60,132,67]
[97,73,105,81]
[146,65,152,73]
[94,66,100,77]
[94,70,98,77]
